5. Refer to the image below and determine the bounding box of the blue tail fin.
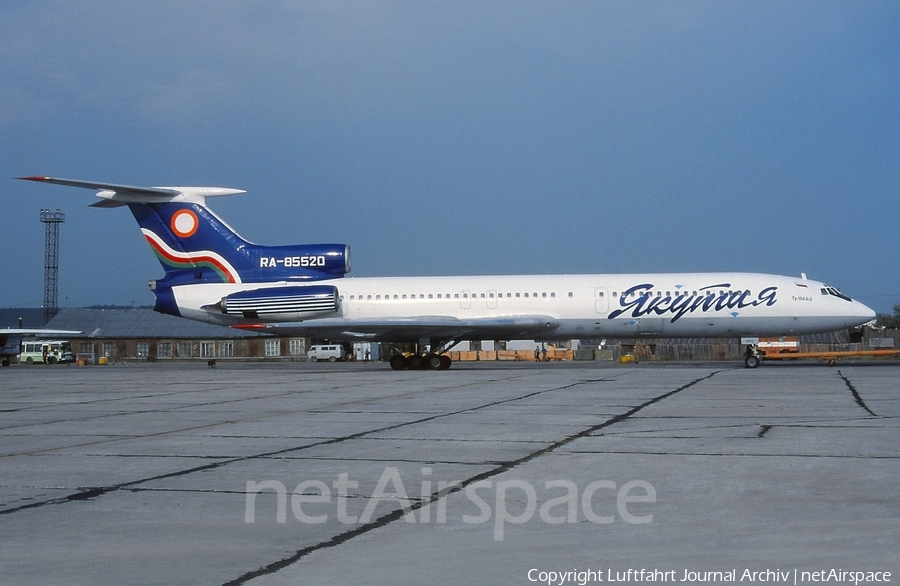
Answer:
[130,202,351,285]
[129,202,253,284]
[16,177,350,286]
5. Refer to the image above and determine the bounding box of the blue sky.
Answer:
[2,1,898,315]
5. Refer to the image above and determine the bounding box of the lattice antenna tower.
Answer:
[39,209,65,325]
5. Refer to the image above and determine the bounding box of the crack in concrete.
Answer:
[837,369,877,417]
[223,370,722,586]
[0,373,610,516]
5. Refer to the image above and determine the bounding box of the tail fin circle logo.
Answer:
[171,209,199,238]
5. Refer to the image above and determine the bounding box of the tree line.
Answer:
[876,304,900,329]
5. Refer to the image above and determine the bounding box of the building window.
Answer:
[200,341,216,358]
[289,339,304,356]
[265,339,281,357]
[178,341,194,358]
[102,342,116,360]
[157,341,173,359]
[218,341,234,358]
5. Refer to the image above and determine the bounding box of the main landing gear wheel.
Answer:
[744,355,760,369]
[388,354,453,371]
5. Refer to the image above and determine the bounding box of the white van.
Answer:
[307,345,346,362]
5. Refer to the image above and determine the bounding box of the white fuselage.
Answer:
[171,272,875,341]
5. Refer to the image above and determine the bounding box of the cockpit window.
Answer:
[821,285,852,302]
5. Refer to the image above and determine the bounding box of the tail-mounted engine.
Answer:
[253,244,351,281]
[220,285,339,320]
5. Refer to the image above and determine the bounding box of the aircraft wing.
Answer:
[0,329,82,357]
[234,316,560,342]
[0,329,83,335]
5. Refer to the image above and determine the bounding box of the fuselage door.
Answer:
[460,290,471,310]
[594,288,609,314]
[486,289,498,310]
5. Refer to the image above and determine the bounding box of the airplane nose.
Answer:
[856,300,876,321]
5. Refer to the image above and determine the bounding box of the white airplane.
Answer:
[19,176,875,369]
[1,329,82,366]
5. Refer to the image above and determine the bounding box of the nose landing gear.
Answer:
[743,344,761,368]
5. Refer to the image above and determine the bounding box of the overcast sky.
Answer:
[2,1,898,318]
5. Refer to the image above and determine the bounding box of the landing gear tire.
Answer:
[744,355,760,369]
[389,353,453,371]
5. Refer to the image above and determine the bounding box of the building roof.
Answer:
[46,308,267,339]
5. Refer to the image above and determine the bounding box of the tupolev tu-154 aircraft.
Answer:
[19,176,875,370]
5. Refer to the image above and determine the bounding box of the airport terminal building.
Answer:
[45,308,305,364]
[21,307,895,365]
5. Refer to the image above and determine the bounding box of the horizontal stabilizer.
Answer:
[18,176,245,206]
